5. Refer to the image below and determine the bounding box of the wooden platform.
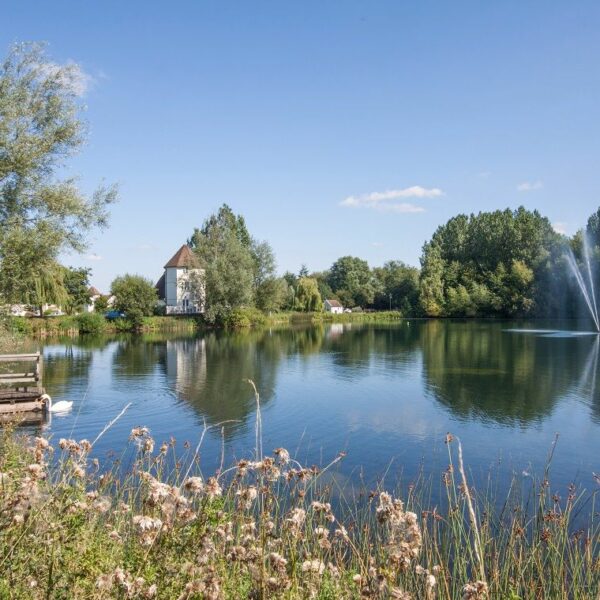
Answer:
[0,353,48,419]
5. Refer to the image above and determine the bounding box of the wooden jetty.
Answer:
[0,353,49,420]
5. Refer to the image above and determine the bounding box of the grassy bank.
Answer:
[3,310,408,339]
[243,309,407,329]
[0,417,598,598]
[5,315,201,337]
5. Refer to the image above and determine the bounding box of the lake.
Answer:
[34,320,600,498]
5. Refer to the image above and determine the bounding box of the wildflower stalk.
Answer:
[456,437,487,586]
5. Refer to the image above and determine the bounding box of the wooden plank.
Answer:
[0,377,38,384]
[0,392,43,401]
[0,401,45,413]
[0,412,45,425]
[0,353,40,362]
[0,372,37,379]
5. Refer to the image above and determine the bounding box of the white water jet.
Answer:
[566,236,600,332]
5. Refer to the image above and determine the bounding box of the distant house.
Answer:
[85,287,114,313]
[324,299,343,314]
[156,245,205,315]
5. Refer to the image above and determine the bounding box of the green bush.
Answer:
[112,317,134,333]
[76,312,106,335]
[224,307,266,329]
[7,317,32,335]
[57,316,78,332]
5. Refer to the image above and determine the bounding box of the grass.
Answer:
[1,315,201,337]
[0,383,599,599]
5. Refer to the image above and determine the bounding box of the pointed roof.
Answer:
[164,245,201,269]
[88,286,102,296]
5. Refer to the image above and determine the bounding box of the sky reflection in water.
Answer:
[28,321,600,499]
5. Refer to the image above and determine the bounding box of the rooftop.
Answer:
[164,245,201,269]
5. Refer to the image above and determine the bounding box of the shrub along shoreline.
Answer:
[4,309,408,338]
[0,424,598,599]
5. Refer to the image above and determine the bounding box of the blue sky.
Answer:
[3,1,600,292]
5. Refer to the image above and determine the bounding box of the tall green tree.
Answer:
[327,256,375,308]
[111,274,157,328]
[419,207,563,317]
[62,267,91,314]
[190,205,255,323]
[373,261,420,313]
[189,204,278,321]
[0,43,117,305]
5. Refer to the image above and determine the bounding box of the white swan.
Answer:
[41,393,73,413]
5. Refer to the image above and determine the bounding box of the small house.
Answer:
[85,286,102,313]
[156,245,205,314]
[324,299,343,314]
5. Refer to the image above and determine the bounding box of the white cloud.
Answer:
[340,185,443,214]
[85,253,102,261]
[36,60,95,97]
[478,171,491,178]
[371,242,384,247]
[552,222,568,235]
[517,180,543,192]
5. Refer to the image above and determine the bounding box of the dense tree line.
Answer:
[189,204,598,323]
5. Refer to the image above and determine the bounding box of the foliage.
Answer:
[373,261,420,314]
[311,271,334,304]
[419,207,564,317]
[75,312,106,335]
[294,277,322,312]
[189,204,270,324]
[327,256,376,308]
[0,226,68,312]
[0,422,597,598]
[93,295,110,314]
[255,277,289,313]
[63,267,91,314]
[0,43,117,307]
[111,274,157,328]
[224,307,267,329]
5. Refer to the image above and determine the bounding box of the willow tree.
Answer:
[0,43,117,307]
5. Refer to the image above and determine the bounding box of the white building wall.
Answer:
[165,267,179,306]
[165,267,205,313]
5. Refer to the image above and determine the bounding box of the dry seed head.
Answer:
[184,476,204,493]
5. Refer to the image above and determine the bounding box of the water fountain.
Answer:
[566,233,600,332]
[506,234,600,337]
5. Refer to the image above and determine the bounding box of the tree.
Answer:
[282,271,298,310]
[62,267,91,314]
[0,225,67,314]
[0,43,117,305]
[256,277,289,313]
[189,204,279,322]
[295,277,322,312]
[190,205,255,323]
[327,256,375,308]
[111,275,157,328]
[419,207,562,317]
[311,271,334,303]
[93,295,109,314]
[252,239,277,301]
[373,261,419,313]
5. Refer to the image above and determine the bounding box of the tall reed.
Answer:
[0,405,598,598]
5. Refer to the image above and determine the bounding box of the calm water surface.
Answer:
[35,321,600,495]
